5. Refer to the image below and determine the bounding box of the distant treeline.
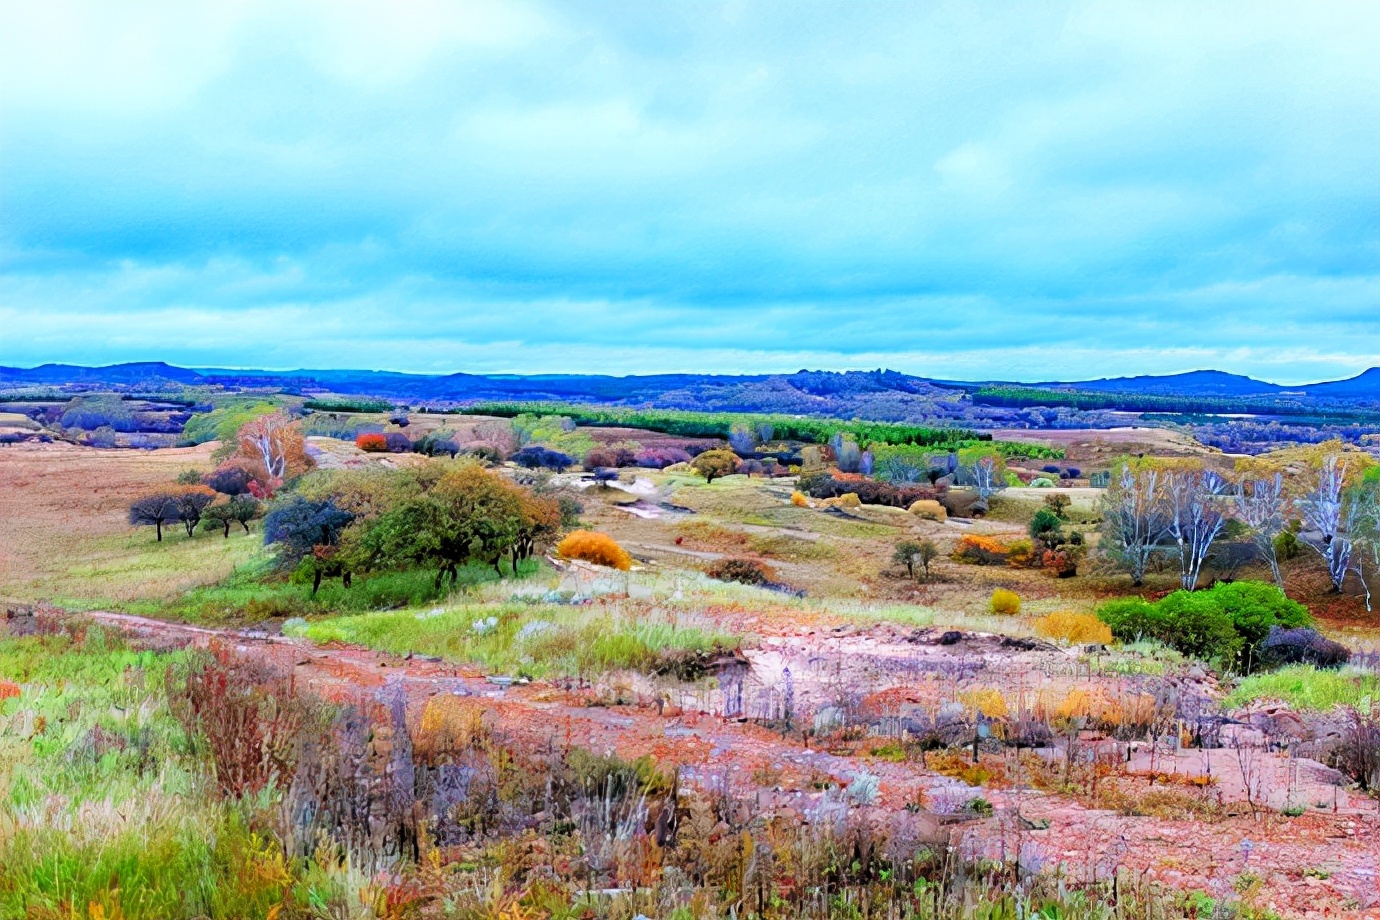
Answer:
[303,397,397,413]
[975,386,1379,422]
[449,402,991,449]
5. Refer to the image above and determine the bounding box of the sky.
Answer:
[2,1,1379,384]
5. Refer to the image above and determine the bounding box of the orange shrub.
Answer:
[989,588,1021,615]
[953,534,1011,565]
[790,490,810,507]
[556,530,632,570]
[0,681,19,702]
[1034,611,1112,646]
[355,433,388,452]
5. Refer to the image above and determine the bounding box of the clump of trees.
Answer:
[1096,445,1380,606]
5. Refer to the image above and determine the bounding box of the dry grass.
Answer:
[0,441,258,607]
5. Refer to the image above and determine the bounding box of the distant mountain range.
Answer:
[3,361,1379,407]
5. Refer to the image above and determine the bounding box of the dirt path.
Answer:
[89,610,1380,918]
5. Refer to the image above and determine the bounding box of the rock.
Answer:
[936,630,964,646]
[908,499,948,522]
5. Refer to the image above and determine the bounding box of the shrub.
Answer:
[585,446,636,468]
[1274,529,1302,561]
[1034,611,1113,645]
[634,446,692,469]
[790,490,810,507]
[953,534,1011,565]
[556,530,632,570]
[1330,708,1380,791]
[1029,477,1056,488]
[557,494,583,527]
[1097,582,1309,670]
[356,433,388,452]
[990,588,1021,616]
[705,556,775,586]
[383,431,412,453]
[512,445,575,472]
[1043,493,1071,517]
[797,472,940,508]
[1032,507,1059,543]
[1257,627,1350,669]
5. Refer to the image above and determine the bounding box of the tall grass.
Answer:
[1225,665,1379,712]
[292,602,739,678]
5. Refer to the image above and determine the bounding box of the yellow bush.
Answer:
[415,695,487,762]
[989,588,1021,615]
[1034,611,1113,646]
[819,492,861,509]
[960,687,1009,719]
[790,490,810,508]
[908,499,947,522]
[556,529,633,570]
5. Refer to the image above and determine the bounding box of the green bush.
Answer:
[1097,581,1312,672]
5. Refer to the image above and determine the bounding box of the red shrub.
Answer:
[356,433,388,452]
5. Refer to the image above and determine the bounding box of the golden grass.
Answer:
[0,441,258,607]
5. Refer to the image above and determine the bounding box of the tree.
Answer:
[893,538,939,581]
[1235,473,1288,588]
[237,412,312,480]
[893,540,922,579]
[512,446,574,472]
[204,495,260,538]
[129,491,183,541]
[512,487,562,572]
[1098,463,1172,587]
[363,465,525,585]
[691,449,740,484]
[1165,465,1229,591]
[205,464,254,496]
[1297,455,1354,594]
[263,495,356,585]
[958,447,1007,501]
[175,487,217,538]
[1043,493,1071,519]
[1029,508,1064,549]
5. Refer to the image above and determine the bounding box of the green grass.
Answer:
[292,602,740,678]
[171,557,544,624]
[1225,665,1379,712]
[0,629,296,919]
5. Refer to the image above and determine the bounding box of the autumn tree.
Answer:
[237,412,312,481]
[691,449,741,484]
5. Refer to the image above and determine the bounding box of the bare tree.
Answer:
[1098,464,1172,587]
[1346,480,1380,611]
[1297,455,1353,594]
[1235,473,1287,588]
[1166,466,1229,591]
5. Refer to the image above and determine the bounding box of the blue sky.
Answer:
[2,1,1378,383]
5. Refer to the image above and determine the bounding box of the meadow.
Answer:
[2,405,1380,919]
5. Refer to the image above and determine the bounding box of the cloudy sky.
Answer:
[2,1,1378,383]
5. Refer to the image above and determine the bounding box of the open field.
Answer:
[0,441,258,608]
